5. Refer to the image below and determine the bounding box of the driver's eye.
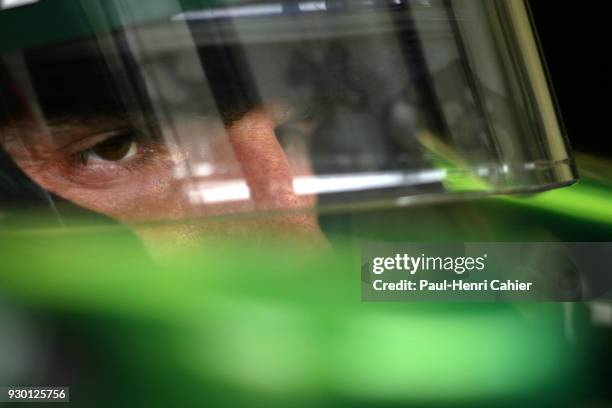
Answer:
[79,131,138,164]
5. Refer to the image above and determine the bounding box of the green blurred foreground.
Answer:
[0,231,592,406]
[0,230,582,407]
[3,154,612,406]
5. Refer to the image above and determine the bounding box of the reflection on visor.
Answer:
[0,0,576,226]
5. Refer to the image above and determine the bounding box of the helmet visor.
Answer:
[0,0,577,223]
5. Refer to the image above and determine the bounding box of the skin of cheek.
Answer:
[15,154,181,221]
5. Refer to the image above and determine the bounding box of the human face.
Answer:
[1,106,326,252]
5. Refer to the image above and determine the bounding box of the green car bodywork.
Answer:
[1,154,608,407]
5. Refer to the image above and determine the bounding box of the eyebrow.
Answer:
[0,113,133,152]
[48,114,130,135]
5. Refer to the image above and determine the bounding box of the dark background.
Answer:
[529,1,611,156]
